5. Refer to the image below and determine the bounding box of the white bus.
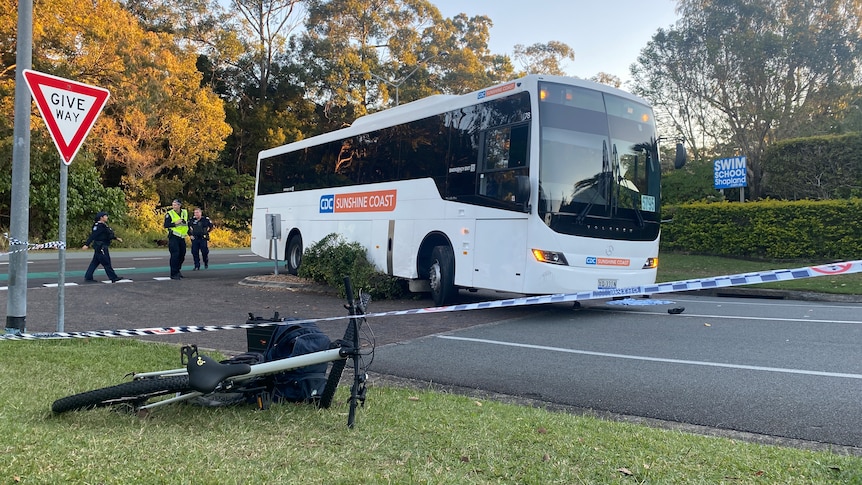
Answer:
[252,74,685,305]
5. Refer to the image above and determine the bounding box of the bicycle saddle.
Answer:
[186,353,252,393]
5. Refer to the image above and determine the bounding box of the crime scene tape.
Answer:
[2,259,861,341]
[0,234,66,256]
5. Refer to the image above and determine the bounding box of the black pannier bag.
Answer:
[263,321,332,403]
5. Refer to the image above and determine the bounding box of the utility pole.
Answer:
[6,0,33,333]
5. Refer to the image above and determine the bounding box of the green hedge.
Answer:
[660,199,862,260]
[762,133,862,200]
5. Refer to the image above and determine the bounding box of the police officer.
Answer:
[82,211,127,283]
[164,199,189,280]
[189,207,214,270]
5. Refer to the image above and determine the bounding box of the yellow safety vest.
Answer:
[168,209,189,238]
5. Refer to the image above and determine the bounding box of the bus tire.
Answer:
[429,245,455,306]
[286,235,302,275]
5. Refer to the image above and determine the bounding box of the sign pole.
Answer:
[57,162,68,331]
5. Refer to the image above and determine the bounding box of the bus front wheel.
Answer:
[286,235,302,275]
[429,245,455,306]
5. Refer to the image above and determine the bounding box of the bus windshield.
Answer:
[537,82,661,241]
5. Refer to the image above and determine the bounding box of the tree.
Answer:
[590,72,621,88]
[632,0,862,199]
[2,0,233,200]
[298,0,511,128]
[512,41,574,76]
[430,13,514,92]
[231,0,304,101]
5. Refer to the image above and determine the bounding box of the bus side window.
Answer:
[479,124,529,204]
[508,125,528,168]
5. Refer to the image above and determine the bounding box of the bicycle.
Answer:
[52,277,373,428]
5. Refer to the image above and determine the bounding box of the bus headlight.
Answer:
[532,249,569,265]
[643,257,658,269]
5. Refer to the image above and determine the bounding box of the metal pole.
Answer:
[271,215,279,275]
[57,162,68,331]
[6,0,33,334]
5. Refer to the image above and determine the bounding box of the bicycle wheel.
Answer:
[52,375,191,413]
[317,320,356,409]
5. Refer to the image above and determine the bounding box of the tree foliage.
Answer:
[513,41,575,76]
[0,0,233,236]
[632,0,862,199]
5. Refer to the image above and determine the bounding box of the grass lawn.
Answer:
[1,338,860,484]
[657,253,862,295]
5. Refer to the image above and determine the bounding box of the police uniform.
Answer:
[83,212,123,282]
[189,213,214,269]
[164,202,189,279]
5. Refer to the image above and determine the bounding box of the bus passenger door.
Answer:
[472,219,527,293]
[370,219,394,275]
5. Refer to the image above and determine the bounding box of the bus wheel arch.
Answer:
[285,230,303,275]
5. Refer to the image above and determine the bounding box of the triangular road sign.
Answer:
[22,70,110,165]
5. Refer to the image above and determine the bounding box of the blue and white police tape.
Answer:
[1,234,66,256]
[2,259,861,341]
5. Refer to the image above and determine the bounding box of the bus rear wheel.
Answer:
[286,235,302,275]
[429,245,455,306]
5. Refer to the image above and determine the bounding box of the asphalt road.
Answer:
[373,295,862,451]
[3,249,860,453]
[0,249,535,351]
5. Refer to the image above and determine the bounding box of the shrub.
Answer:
[208,226,250,248]
[298,233,407,299]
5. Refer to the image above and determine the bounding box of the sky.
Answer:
[430,0,680,84]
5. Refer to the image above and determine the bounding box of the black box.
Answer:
[246,326,275,353]
[246,312,282,353]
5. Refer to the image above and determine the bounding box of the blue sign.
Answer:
[713,156,747,189]
[319,194,334,213]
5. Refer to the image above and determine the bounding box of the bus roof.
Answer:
[258,74,648,160]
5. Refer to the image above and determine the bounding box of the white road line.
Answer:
[237,254,258,257]
[153,277,172,281]
[608,310,862,325]
[132,257,162,261]
[438,335,862,380]
[667,297,862,310]
[228,261,259,265]
[42,283,79,288]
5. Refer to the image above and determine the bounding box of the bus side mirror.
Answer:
[674,142,687,169]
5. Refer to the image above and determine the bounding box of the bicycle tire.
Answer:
[52,375,191,414]
[317,319,356,409]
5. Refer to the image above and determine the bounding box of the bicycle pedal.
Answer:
[256,391,272,411]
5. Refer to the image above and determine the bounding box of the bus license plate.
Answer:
[598,279,617,289]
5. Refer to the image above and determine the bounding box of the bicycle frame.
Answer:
[130,348,346,411]
[53,277,370,427]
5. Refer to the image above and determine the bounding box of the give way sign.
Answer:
[22,69,110,165]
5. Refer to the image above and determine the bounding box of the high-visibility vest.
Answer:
[168,209,189,238]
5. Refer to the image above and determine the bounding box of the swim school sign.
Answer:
[713,156,747,189]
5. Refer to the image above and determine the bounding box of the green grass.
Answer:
[658,253,862,295]
[1,338,860,483]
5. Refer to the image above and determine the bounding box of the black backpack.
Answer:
[263,321,332,403]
